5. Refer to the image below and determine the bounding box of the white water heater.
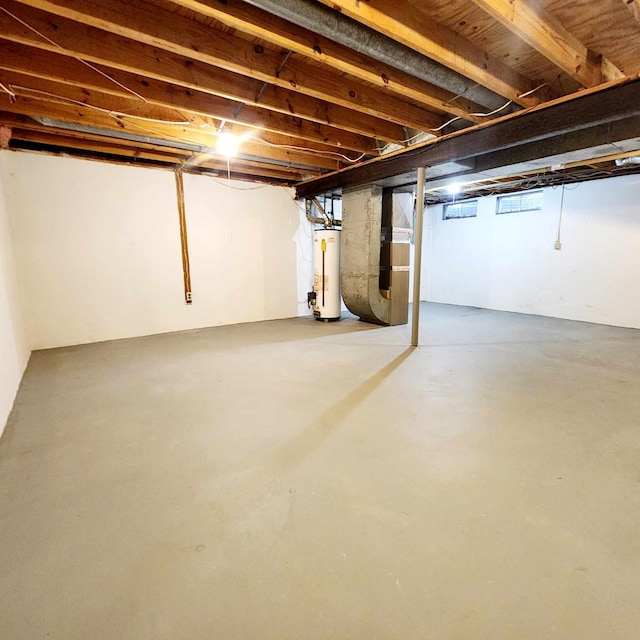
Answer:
[311,228,341,321]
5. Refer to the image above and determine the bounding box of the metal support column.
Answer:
[411,166,426,346]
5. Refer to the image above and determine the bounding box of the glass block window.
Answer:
[443,199,478,220]
[496,190,543,215]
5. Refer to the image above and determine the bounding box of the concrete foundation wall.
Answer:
[0,156,29,436]
[1,152,312,350]
[422,174,640,328]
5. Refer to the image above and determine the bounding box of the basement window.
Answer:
[496,190,543,215]
[443,199,478,220]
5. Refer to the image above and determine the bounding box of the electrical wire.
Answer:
[5,80,367,166]
[244,134,367,163]
[0,83,16,102]
[442,82,481,107]
[426,100,513,134]
[0,5,375,166]
[207,176,269,190]
[119,121,270,186]
[518,83,549,99]
[0,5,149,110]
[557,181,581,190]
[1,3,557,171]
[7,85,192,125]
[4,10,552,172]
[429,170,588,205]
[427,82,548,134]
[469,100,513,118]
[428,115,462,133]
[114,119,273,182]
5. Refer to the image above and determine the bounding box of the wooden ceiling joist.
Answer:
[0,41,377,156]
[0,42,374,160]
[7,122,316,181]
[0,69,343,171]
[169,0,488,123]
[11,0,444,133]
[2,113,311,181]
[469,0,624,86]
[0,3,401,146]
[13,128,203,164]
[0,0,634,185]
[0,113,204,155]
[10,137,306,182]
[315,0,541,107]
[0,96,336,176]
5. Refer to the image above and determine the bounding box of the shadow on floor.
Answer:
[261,346,415,478]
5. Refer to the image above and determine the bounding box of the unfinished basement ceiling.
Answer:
[1,0,639,187]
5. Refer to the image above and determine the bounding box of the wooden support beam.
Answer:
[296,78,640,197]
[11,0,443,133]
[416,116,640,192]
[474,117,640,175]
[0,3,400,145]
[469,0,624,86]
[170,0,487,123]
[315,0,540,107]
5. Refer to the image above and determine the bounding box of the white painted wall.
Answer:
[0,157,29,436]
[2,152,312,349]
[422,174,640,328]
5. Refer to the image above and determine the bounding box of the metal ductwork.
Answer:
[341,185,410,326]
[242,0,511,112]
[615,156,640,166]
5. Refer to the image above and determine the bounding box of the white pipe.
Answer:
[411,166,426,347]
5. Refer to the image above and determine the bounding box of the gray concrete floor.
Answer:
[1,303,639,639]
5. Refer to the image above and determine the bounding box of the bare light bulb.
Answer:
[446,183,462,195]
[217,131,239,157]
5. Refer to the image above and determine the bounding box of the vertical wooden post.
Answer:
[174,169,192,304]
